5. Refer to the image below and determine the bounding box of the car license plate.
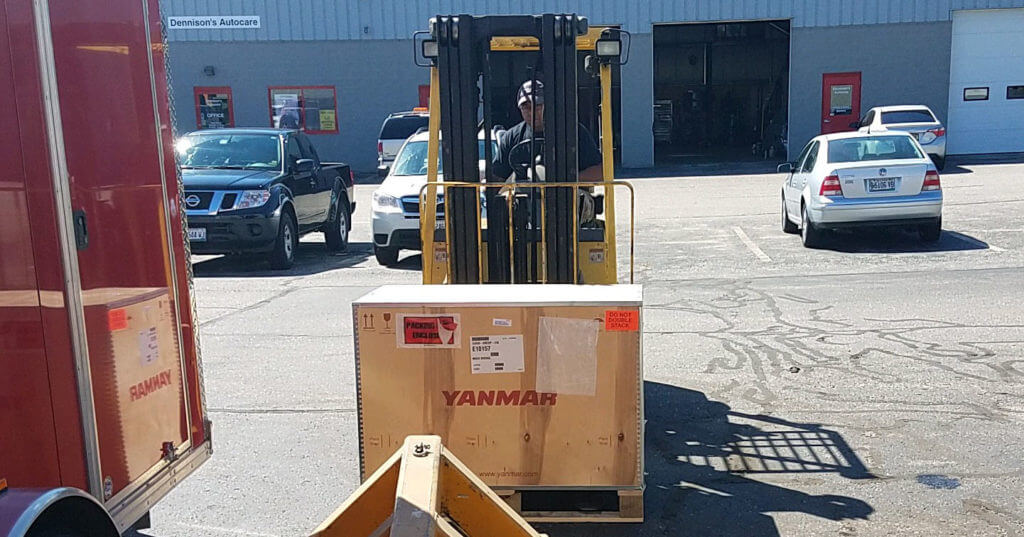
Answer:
[187,227,207,242]
[868,178,897,192]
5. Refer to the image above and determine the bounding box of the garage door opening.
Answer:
[654,20,790,165]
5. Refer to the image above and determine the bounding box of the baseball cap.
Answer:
[516,80,544,106]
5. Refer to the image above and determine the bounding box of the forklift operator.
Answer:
[492,80,604,183]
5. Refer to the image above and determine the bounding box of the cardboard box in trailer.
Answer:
[0,0,210,534]
[353,284,643,495]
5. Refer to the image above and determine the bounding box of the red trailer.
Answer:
[0,0,210,535]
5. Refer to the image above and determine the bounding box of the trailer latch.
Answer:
[161,441,178,462]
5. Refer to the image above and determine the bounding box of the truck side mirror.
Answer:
[777,162,794,174]
[295,159,315,173]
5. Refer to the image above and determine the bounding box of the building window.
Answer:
[194,87,233,129]
[268,86,339,134]
[1008,85,1024,100]
[963,87,989,101]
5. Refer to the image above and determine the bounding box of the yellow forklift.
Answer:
[314,15,640,536]
[416,14,633,286]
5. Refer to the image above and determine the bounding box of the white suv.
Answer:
[371,131,495,266]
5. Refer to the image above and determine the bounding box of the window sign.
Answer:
[963,87,989,101]
[194,87,233,129]
[268,86,339,134]
[830,85,853,115]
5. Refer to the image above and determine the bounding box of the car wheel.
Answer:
[269,211,297,270]
[919,216,942,242]
[782,195,798,234]
[325,193,350,252]
[374,244,399,266]
[801,204,824,248]
[933,155,946,171]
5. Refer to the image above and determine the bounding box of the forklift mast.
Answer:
[419,15,588,284]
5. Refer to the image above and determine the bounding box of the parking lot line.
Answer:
[732,226,772,262]
[953,233,1005,252]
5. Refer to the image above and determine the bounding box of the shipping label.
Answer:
[470,334,524,374]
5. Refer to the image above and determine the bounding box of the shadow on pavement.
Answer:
[388,253,424,271]
[816,228,992,254]
[191,240,373,277]
[544,382,873,537]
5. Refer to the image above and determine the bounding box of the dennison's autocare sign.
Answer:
[167,16,261,30]
[397,313,461,348]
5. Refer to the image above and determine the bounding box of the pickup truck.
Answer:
[176,128,355,269]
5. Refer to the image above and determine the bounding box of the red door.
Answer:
[418,84,431,108]
[821,72,861,134]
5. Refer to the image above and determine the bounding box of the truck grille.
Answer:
[184,191,214,211]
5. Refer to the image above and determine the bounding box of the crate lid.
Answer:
[354,284,643,307]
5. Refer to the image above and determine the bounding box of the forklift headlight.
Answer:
[595,38,621,59]
[422,40,438,59]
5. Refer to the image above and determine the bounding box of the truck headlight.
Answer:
[373,190,401,211]
[235,190,272,209]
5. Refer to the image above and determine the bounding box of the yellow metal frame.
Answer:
[420,181,635,284]
[421,26,626,286]
[311,436,546,537]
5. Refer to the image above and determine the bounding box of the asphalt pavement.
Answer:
[139,158,1024,537]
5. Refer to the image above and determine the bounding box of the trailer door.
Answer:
[34,0,194,507]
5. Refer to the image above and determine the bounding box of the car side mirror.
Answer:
[777,162,794,174]
[378,165,390,178]
[295,159,315,173]
[849,121,860,129]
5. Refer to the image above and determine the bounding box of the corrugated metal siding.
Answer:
[160,0,1024,41]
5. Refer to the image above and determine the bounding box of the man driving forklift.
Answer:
[492,79,603,182]
[492,79,603,225]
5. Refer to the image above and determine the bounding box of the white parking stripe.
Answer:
[954,233,1005,252]
[732,226,772,262]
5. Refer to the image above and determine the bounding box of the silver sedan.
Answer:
[780,132,943,248]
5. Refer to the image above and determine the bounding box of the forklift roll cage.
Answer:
[415,15,630,285]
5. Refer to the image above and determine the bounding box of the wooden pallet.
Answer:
[497,489,643,523]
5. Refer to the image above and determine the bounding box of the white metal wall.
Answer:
[946,8,1024,154]
[160,0,1024,41]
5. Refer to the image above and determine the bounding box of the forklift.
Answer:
[415,14,633,285]
[315,16,643,536]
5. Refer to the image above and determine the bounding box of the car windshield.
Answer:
[379,116,429,140]
[391,140,498,176]
[176,134,281,169]
[881,110,935,124]
[828,136,925,163]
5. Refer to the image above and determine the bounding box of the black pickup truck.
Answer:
[176,128,355,269]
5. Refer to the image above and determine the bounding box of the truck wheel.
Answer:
[324,194,350,252]
[374,245,399,266]
[269,212,297,269]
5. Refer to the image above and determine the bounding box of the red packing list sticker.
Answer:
[397,313,462,348]
[605,310,639,331]
[108,308,128,331]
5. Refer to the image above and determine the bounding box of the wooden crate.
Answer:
[353,284,643,493]
[84,287,187,499]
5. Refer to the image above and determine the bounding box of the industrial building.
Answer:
[161,1,1024,172]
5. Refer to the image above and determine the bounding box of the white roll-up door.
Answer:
[947,9,1024,155]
